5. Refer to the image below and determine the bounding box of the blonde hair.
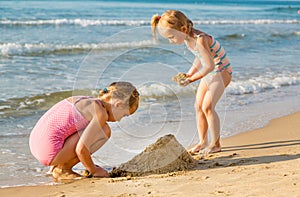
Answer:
[99,82,139,111]
[151,10,194,39]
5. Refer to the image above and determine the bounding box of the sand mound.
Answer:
[109,134,196,177]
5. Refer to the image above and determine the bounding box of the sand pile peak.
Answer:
[109,134,196,177]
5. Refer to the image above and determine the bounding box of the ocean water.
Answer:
[1,0,300,187]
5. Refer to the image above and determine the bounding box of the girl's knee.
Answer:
[194,102,202,112]
[102,124,111,139]
[202,104,214,115]
[195,104,207,118]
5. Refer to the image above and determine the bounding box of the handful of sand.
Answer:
[172,72,188,86]
[109,134,196,177]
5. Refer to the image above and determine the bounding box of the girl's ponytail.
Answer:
[151,14,161,40]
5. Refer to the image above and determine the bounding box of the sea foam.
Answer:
[1,19,299,27]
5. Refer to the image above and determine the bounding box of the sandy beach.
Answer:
[1,112,299,197]
[2,0,300,195]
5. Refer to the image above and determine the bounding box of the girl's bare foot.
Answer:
[199,145,221,154]
[46,165,56,176]
[188,143,208,155]
[52,167,82,180]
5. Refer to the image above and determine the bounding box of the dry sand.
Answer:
[1,112,300,197]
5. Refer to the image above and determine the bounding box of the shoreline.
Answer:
[1,111,299,196]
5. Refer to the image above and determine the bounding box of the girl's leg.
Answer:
[50,132,82,179]
[188,80,209,154]
[46,165,56,176]
[200,72,231,154]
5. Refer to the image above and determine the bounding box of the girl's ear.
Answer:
[180,25,187,33]
[114,100,124,108]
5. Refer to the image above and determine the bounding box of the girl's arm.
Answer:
[188,36,215,82]
[75,103,110,176]
[186,57,201,77]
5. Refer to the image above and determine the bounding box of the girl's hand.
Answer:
[172,72,191,86]
[93,166,109,178]
[185,73,192,78]
[179,78,191,87]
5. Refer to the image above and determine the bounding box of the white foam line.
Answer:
[1,19,299,26]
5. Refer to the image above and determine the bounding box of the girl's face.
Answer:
[158,22,187,45]
[108,100,136,122]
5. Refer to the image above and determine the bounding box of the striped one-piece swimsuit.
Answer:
[191,35,232,75]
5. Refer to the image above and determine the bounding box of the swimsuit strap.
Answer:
[94,99,105,108]
[193,33,211,49]
[73,96,105,108]
[73,96,92,105]
[195,34,215,47]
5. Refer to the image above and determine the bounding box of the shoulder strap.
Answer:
[73,96,92,105]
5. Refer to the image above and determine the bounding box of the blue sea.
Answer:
[0,0,300,187]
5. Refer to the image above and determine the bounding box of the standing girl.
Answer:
[151,10,232,154]
[29,82,139,180]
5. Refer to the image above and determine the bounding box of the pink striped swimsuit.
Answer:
[191,35,232,75]
[29,97,90,166]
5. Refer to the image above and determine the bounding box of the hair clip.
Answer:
[103,87,108,93]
